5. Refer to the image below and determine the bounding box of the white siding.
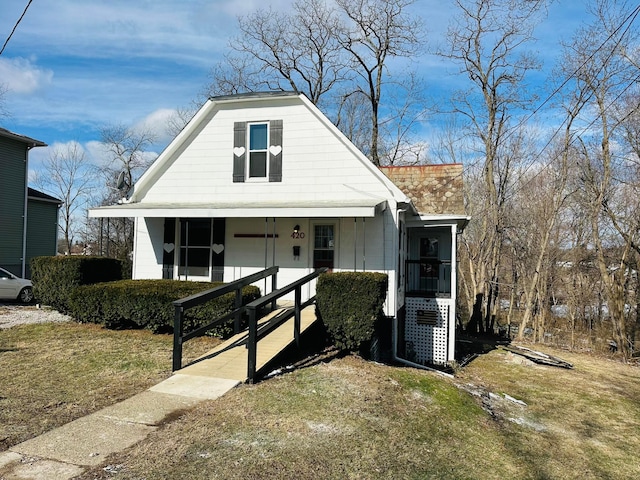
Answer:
[132,217,165,279]
[137,99,394,205]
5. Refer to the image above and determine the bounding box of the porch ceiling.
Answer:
[89,199,387,218]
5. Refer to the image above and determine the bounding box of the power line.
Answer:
[0,0,34,56]
[423,4,640,220]
[459,3,640,222]
[501,3,640,200]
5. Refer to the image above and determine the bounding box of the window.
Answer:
[419,238,439,292]
[406,231,452,297]
[248,123,268,178]
[178,218,212,279]
[233,120,283,183]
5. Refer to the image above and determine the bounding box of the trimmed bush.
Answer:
[67,279,261,336]
[316,272,388,352]
[30,256,123,313]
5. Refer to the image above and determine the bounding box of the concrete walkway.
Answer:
[0,306,318,479]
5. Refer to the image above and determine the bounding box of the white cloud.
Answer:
[132,108,177,145]
[0,57,53,94]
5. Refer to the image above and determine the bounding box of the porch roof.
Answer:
[89,198,388,218]
[406,213,471,231]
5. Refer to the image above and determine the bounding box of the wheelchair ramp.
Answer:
[175,304,319,382]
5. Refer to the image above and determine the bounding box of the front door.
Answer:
[313,224,335,270]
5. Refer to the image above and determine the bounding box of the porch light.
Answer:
[293,224,300,234]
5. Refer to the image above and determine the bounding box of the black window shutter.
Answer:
[269,119,283,182]
[162,218,176,279]
[233,122,246,182]
[212,218,226,282]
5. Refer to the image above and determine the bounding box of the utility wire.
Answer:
[413,4,640,221]
[0,0,34,56]
[496,4,640,207]
[461,3,640,221]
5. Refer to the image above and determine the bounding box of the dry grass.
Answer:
[3,320,639,479]
[77,344,640,480]
[457,345,640,479]
[0,321,220,450]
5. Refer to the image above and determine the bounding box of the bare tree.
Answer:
[94,125,157,269]
[332,88,372,155]
[205,54,277,98]
[165,105,198,139]
[33,142,93,255]
[378,72,430,165]
[203,0,424,166]
[0,83,9,118]
[438,0,549,333]
[99,125,157,202]
[564,0,640,357]
[228,0,347,105]
[335,0,423,166]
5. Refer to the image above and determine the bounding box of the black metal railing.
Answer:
[405,259,451,297]
[245,267,327,383]
[172,267,278,371]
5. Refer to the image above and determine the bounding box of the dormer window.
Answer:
[233,120,282,183]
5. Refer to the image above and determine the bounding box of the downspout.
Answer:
[21,147,30,277]
[391,207,403,367]
[184,220,189,281]
[272,218,276,295]
[394,355,454,379]
[388,207,453,377]
[54,203,61,256]
[449,223,458,361]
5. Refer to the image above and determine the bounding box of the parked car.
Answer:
[0,267,34,303]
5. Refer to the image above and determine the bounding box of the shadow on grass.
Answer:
[261,323,516,380]
[258,321,348,382]
[455,332,511,367]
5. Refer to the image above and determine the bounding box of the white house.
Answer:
[90,92,469,367]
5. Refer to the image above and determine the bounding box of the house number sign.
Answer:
[291,231,305,239]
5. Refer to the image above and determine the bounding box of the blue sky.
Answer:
[0,0,589,177]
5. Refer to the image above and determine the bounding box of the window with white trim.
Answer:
[248,122,268,179]
[232,120,283,183]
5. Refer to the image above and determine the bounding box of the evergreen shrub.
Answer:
[30,256,123,313]
[68,279,261,336]
[316,272,388,352]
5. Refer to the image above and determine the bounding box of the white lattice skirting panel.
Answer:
[405,297,451,365]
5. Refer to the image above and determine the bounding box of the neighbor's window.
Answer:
[248,123,268,178]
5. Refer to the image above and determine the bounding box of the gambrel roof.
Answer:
[91,92,411,219]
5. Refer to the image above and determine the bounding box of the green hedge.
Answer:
[316,272,388,352]
[67,279,261,336]
[30,256,123,313]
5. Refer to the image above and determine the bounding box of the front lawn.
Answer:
[76,345,640,480]
[0,322,219,450]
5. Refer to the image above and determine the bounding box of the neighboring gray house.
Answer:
[26,187,61,277]
[0,128,60,278]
